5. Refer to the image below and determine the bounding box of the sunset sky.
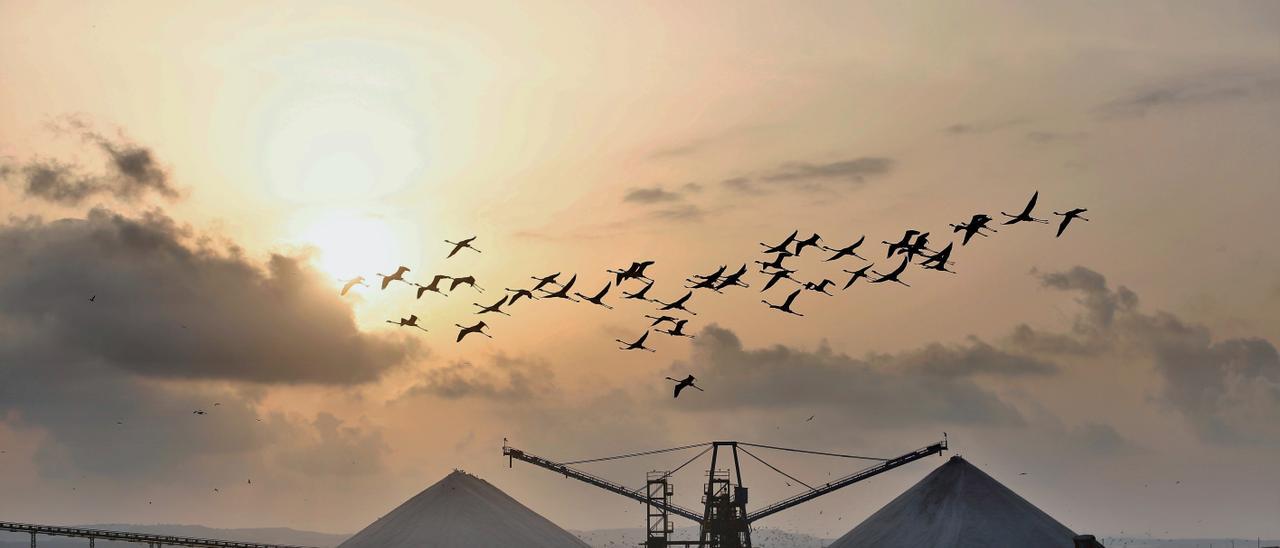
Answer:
[1,0,1278,541]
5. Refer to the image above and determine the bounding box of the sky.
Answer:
[1,0,1278,541]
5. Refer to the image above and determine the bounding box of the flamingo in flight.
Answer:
[473,295,512,316]
[870,256,912,287]
[793,233,823,256]
[1053,208,1089,237]
[821,236,866,262]
[759,230,799,254]
[1001,191,1050,225]
[622,280,657,301]
[666,375,704,398]
[763,288,804,316]
[657,319,695,338]
[655,291,696,315]
[386,314,429,332]
[455,321,493,342]
[504,287,537,305]
[449,275,484,293]
[377,266,411,290]
[714,264,750,291]
[529,273,561,292]
[616,330,656,352]
[882,230,921,258]
[841,264,874,290]
[760,268,800,292]
[340,276,367,296]
[445,236,481,258]
[415,275,451,298]
[574,282,614,309]
[541,274,579,301]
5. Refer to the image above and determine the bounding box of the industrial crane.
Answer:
[503,436,947,547]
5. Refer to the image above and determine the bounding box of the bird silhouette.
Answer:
[802,279,836,295]
[454,321,492,342]
[622,280,657,301]
[870,256,912,286]
[754,252,793,272]
[763,289,804,316]
[793,233,823,256]
[654,291,696,315]
[919,242,956,273]
[449,275,484,293]
[473,295,512,316]
[644,314,679,327]
[686,265,727,292]
[529,273,561,292]
[666,375,703,398]
[714,264,751,291]
[1053,208,1089,237]
[882,230,921,258]
[378,266,411,289]
[444,236,481,258]
[340,276,367,296]
[616,330,656,352]
[88,295,96,302]
[1001,191,1050,224]
[607,261,656,284]
[541,274,579,301]
[504,287,537,305]
[574,281,614,309]
[841,264,874,290]
[657,319,695,338]
[760,268,800,291]
[897,232,935,260]
[950,214,997,245]
[415,275,452,298]
[386,314,429,332]
[759,230,799,254]
[193,410,206,415]
[821,236,866,262]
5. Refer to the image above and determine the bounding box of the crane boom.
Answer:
[503,445,705,522]
[744,440,947,522]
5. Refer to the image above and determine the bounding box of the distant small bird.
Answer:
[387,314,429,332]
[616,331,656,352]
[821,236,866,262]
[541,274,579,301]
[340,276,367,296]
[193,410,206,415]
[455,321,492,342]
[657,319,694,338]
[870,256,911,287]
[841,264,874,290]
[666,375,703,398]
[529,273,561,292]
[1001,191,1050,225]
[654,291,696,315]
[644,314,680,327]
[445,236,481,258]
[574,282,614,309]
[378,266,411,289]
[763,288,804,316]
[473,295,512,316]
[793,233,823,256]
[622,280,657,301]
[88,295,96,302]
[213,488,219,493]
[802,279,836,295]
[504,287,537,305]
[416,275,452,298]
[806,415,815,422]
[759,230,799,254]
[449,275,484,293]
[1053,208,1089,237]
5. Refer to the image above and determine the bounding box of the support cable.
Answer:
[562,442,710,465]
[631,445,713,494]
[738,446,816,492]
[739,442,887,462]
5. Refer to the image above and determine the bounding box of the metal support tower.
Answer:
[646,472,675,548]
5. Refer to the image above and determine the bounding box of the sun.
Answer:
[292,212,408,281]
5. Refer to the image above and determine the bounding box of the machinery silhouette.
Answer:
[503,436,948,547]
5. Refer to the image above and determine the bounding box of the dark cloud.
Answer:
[1097,72,1280,118]
[1,130,180,205]
[669,325,1031,428]
[403,354,555,401]
[760,156,894,186]
[720,176,762,194]
[1031,266,1280,445]
[651,204,706,222]
[0,208,418,384]
[943,119,1024,136]
[622,186,683,204]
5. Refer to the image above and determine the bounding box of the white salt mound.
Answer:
[830,455,1076,548]
[339,469,591,548]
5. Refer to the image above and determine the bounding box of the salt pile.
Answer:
[339,470,590,548]
[830,455,1077,548]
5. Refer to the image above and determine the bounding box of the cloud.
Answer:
[760,156,894,186]
[623,186,683,204]
[651,204,706,222]
[276,412,390,477]
[669,325,1032,429]
[1,128,181,205]
[1026,131,1087,144]
[943,119,1024,136]
[0,208,418,384]
[1029,266,1280,445]
[403,354,555,401]
[1097,71,1280,118]
[720,176,762,195]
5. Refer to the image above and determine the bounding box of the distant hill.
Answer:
[573,526,833,548]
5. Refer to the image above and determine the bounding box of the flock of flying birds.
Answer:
[337,191,1088,398]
